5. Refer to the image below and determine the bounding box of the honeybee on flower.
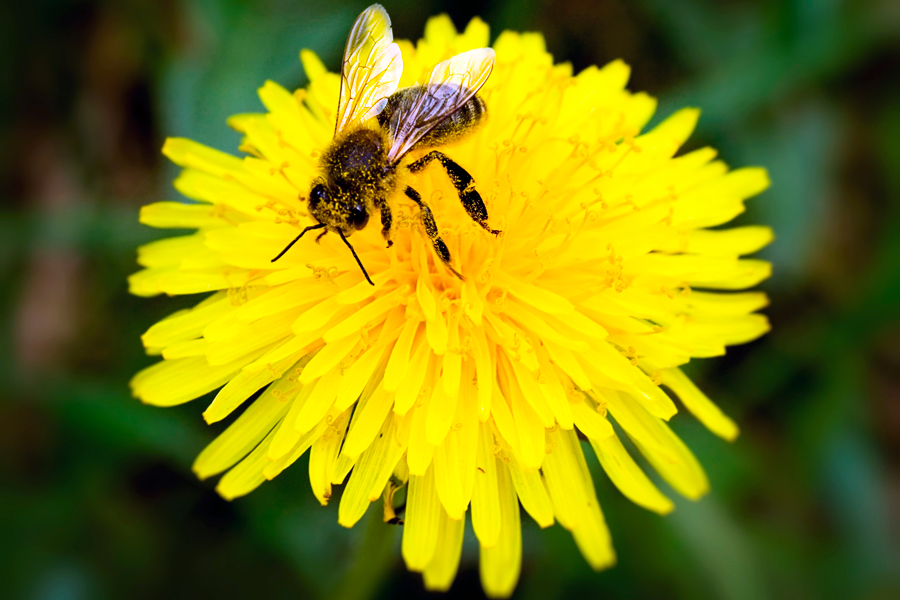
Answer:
[131,4,772,597]
[272,4,500,285]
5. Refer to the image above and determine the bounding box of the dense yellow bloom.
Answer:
[130,14,771,597]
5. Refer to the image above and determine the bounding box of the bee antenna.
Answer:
[338,230,374,286]
[271,223,326,262]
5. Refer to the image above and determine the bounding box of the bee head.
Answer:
[308,182,369,233]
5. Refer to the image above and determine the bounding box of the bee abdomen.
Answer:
[416,95,486,149]
[379,87,488,152]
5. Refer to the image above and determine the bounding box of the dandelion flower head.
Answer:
[130,9,771,597]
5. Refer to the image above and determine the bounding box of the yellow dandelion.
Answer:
[130,6,771,598]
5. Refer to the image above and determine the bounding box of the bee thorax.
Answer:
[322,127,392,195]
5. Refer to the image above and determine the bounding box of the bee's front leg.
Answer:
[377,198,393,248]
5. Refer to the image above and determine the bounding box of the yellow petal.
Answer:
[684,226,774,256]
[203,351,307,424]
[339,415,406,528]
[267,377,318,460]
[568,429,616,571]
[162,137,243,176]
[423,509,466,592]
[433,436,466,520]
[340,380,394,457]
[489,382,521,459]
[393,339,431,416]
[471,326,494,421]
[131,352,257,407]
[215,429,272,500]
[658,367,738,441]
[308,407,351,505]
[441,316,462,398]
[610,392,709,499]
[402,465,442,572]
[471,422,502,547]
[675,290,769,317]
[479,458,521,598]
[322,285,407,343]
[193,375,294,479]
[592,432,674,514]
[383,320,422,392]
[141,292,231,348]
[506,454,554,528]
[139,201,244,230]
[505,277,574,314]
[293,367,343,434]
[426,382,457,447]
[335,344,389,410]
[299,49,327,81]
[262,417,328,480]
[571,400,615,441]
[504,367,545,470]
[407,395,436,476]
[542,427,587,530]
[299,334,359,384]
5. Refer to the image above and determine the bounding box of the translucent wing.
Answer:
[386,48,495,163]
[335,4,403,134]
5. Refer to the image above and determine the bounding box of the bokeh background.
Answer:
[2,0,899,598]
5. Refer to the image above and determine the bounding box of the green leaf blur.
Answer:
[1,0,898,598]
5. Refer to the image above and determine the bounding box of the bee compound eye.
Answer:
[349,203,369,230]
[308,184,329,210]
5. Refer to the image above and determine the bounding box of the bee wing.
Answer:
[335,4,404,134]
[386,48,495,164]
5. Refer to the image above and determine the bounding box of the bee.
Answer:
[271,3,500,285]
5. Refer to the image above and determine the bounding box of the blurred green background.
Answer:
[2,0,899,598]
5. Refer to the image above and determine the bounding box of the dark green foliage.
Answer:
[1,1,898,599]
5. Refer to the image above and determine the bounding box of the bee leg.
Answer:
[407,151,501,236]
[404,186,464,281]
[315,230,328,244]
[378,199,394,248]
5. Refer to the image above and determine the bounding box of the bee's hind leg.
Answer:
[407,151,501,236]
[404,186,464,281]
